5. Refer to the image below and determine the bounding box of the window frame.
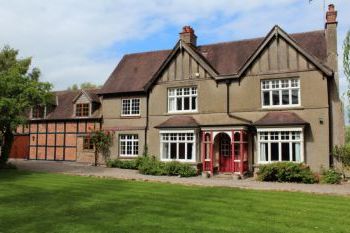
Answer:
[31,105,46,119]
[75,103,90,117]
[121,98,141,117]
[83,136,94,150]
[257,128,304,164]
[119,134,139,157]
[261,79,300,109]
[167,87,198,113]
[160,130,196,162]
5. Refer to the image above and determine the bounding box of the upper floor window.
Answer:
[261,79,300,108]
[168,87,197,113]
[32,106,45,119]
[121,98,140,116]
[76,103,90,117]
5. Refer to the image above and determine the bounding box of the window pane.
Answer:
[162,143,169,159]
[292,143,301,162]
[178,143,185,159]
[272,91,280,105]
[263,91,270,106]
[187,143,193,160]
[184,97,190,110]
[292,89,299,104]
[282,90,289,105]
[282,143,290,161]
[260,143,268,162]
[234,143,240,160]
[271,143,279,161]
[191,97,197,110]
[170,143,177,159]
[176,98,182,111]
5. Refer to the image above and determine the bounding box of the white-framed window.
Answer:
[261,79,300,108]
[257,128,304,164]
[160,130,196,162]
[119,134,139,157]
[75,103,90,117]
[168,87,197,113]
[121,98,140,116]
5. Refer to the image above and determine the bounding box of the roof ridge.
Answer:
[124,48,171,56]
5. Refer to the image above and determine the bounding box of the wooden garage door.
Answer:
[10,135,29,159]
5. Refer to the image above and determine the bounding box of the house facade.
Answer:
[99,4,344,174]
[11,4,344,175]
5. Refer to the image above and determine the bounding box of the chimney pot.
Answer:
[179,26,197,46]
[326,4,337,24]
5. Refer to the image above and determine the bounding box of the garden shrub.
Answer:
[107,156,198,177]
[321,169,342,184]
[106,159,138,170]
[257,162,317,184]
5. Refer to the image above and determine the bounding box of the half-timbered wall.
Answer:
[29,120,101,161]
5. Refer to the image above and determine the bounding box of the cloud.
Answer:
[0,0,349,92]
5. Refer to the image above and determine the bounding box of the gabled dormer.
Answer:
[72,89,100,118]
[31,105,46,119]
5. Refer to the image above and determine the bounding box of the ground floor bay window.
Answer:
[257,128,304,164]
[160,131,196,162]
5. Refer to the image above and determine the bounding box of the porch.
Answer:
[201,128,249,176]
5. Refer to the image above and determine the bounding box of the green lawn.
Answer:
[0,170,350,233]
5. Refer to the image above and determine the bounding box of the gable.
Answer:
[74,92,90,104]
[157,49,212,84]
[247,37,316,75]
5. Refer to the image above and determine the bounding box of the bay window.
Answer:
[258,129,303,163]
[168,87,197,113]
[261,79,300,108]
[160,131,196,162]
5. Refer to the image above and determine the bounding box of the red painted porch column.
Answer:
[210,131,214,175]
[201,131,205,172]
[240,130,244,175]
[231,130,235,173]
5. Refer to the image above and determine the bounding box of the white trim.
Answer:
[159,130,196,162]
[119,134,139,157]
[261,79,300,108]
[257,127,304,164]
[121,98,141,117]
[167,86,197,113]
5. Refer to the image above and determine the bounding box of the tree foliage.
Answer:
[0,46,52,164]
[90,130,113,166]
[344,30,350,81]
[68,82,100,91]
[332,144,350,178]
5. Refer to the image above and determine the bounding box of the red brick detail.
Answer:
[37,147,45,159]
[46,147,55,160]
[38,123,46,133]
[56,134,64,146]
[29,147,36,159]
[38,134,46,145]
[30,124,37,133]
[65,134,76,147]
[78,122,86,133]
[66,123,77,132]
[55,148,64,160]
[48,123,56,132]
[65,148,76,161]
[47,134,55,146]
[30,134,37,146]
[56,123,64,132]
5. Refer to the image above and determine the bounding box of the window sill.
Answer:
[166,111,198,115]
[259,106,304,111]
[119,156,139,159]
[120,115,141,119]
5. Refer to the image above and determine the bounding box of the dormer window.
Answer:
[32,105,46,119]
[76,103,90,117]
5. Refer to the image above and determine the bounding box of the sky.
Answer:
[0,0,350,95]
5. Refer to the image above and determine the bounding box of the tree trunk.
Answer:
[94,149,98,166]
[0,128,14,164]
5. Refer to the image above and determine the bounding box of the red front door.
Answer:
[219,134,232,172]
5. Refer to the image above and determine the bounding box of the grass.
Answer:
[0,170,350,233]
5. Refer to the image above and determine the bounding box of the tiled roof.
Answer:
[254,112,308,126]
[155,115,199,128]
[99,30,327,95]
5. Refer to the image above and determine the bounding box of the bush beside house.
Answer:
[107,156,197,177]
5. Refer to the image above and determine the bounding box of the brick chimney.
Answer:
[179,26,197,46]
[325,4,338,85]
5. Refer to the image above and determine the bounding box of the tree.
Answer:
[90,130,113,166]
[0,46,52,164]
[344,30,350,82]
[332,145,350,179]
[67,82,100,91]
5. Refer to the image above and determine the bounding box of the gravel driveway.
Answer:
[9,159,350,196]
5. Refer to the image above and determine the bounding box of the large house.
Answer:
[11,4,345,175]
